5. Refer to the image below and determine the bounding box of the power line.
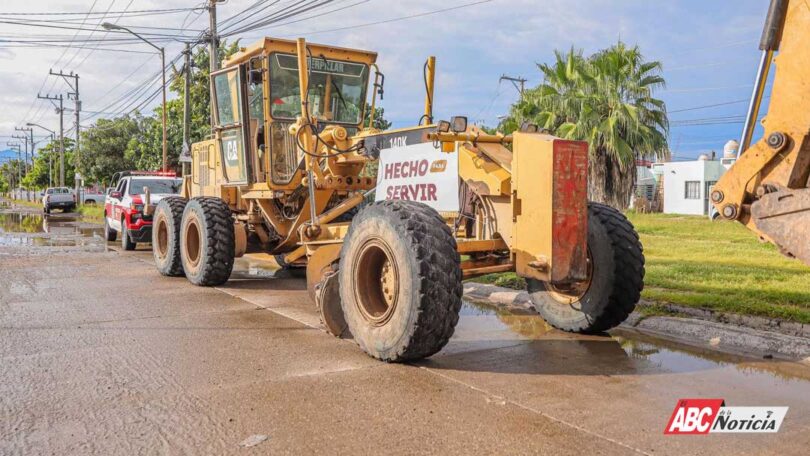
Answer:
[222,0,339,37]
[262,0,370,30]
[219,0,278,32]
[24,0,99,126]
[0,18,200,39]
[669,97,757,114]
[662,84,759,94]
[58,0,119,72]
[274,0,495,37]
[0,7,203,17]
[86,52,184,121]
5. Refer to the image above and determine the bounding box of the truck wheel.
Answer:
[153,197,187,276]
[338,200,462,362]
[527,202,644,333]
[180,197,235,286]
[104,216,117,242]
[121,218,137,251]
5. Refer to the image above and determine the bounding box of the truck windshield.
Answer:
[269,53,368,125]
[128,179,182,195]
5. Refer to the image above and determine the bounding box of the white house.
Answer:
[656,140,738,216]
[661,159,725,215]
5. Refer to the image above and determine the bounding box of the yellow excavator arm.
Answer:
[711,0,810,264]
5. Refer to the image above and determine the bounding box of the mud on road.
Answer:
[2,199,810,455]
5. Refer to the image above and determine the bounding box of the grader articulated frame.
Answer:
[150,36,645,362]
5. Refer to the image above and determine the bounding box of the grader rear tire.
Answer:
[180,197,235,286]
[527,202,645,333]
[153,197,187,277]
[339,200,462,362]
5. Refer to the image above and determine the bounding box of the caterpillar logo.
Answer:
[430,160,447,173]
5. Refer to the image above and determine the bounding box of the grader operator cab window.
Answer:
[247,57,266,183]
[212,68,248,185]
[269,53,368,124]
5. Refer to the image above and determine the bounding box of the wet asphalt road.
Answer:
[2,200,810,455]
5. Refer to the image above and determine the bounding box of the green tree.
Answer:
[23,138,76,189]
[504,42,668,209]
[363,103,392,130]
[0,161,21,192]
[80,116,141,185]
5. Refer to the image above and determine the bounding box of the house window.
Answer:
[684,181,701,199]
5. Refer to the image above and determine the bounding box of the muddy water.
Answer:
[0,205,104,250]
[456,299,810,386]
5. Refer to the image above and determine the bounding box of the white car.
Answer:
[42,187,76,214]
[104,172,182,250]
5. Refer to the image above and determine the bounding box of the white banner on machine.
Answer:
[375,142,459,212]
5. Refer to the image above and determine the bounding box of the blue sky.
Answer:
[0,0,775,161]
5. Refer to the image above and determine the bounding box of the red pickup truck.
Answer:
[104,171,182,250]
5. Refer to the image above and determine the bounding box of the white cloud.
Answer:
[0,0,772,151]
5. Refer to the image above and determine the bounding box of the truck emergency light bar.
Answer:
[110,170,177,182]
[122,171,177,177]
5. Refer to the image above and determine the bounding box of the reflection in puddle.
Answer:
[0,208,104,249]
[0,212,46,233]
[456,300,810,384]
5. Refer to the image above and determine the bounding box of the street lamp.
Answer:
[102,22,167,172]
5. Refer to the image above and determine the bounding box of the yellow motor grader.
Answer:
[149,36,644,362]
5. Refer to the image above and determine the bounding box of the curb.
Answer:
[463,282,810,363]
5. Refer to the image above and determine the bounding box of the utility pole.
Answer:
[11,132,29,172]
[6,143,21,188]
[38,93,64,187]
[500,74,527,97]
[15,126,34,172]
[208,0,222,131]
[26,123,55,187]
[50,70,81,200]
[208,0,220,73]
[181,42,193,174]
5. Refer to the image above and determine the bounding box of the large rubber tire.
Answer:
[153,197,187,277]
[180,197,235,286]
[338,200,463,362]
[527,202,644,333]
[104,216,117,242]
[121,217,137,251]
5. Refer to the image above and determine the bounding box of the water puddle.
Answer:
[231,254,306,280]
[0,207,104,250]
[451,300,810,385]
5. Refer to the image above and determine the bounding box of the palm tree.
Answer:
[505,42,668,209]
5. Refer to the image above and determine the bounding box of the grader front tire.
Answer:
[180,197,235,286]
[528,203,645,333]
[338,200,463,362]
[153,197,187,277]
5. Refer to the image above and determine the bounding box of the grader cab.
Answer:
[150,37,645,362]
